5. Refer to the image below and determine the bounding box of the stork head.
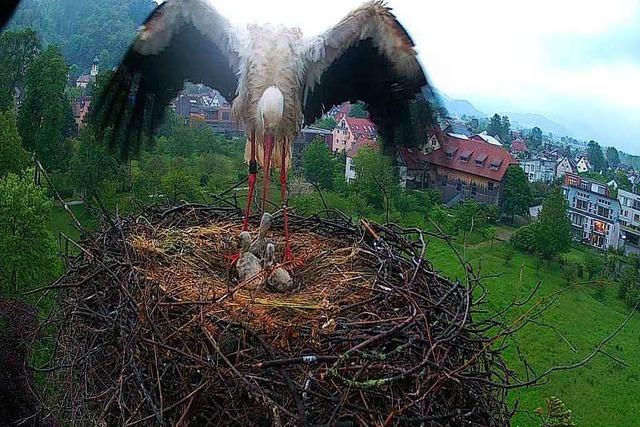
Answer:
[265,243,276,266]
[258,86,284,131]
[237,231,252,252]
[259,212,272,236]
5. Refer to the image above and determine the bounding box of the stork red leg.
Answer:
[280,140,293,262]
[242,131,257,232]
[261,134,275,213]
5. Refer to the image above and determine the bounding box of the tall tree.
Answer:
[586,140,606,173]
[17,45,69,170]
[0,29,41,109]
[313,116,337,131]
[606,146,620,168]
[502,165,532,222]
[536,186,572,262]
[0,172,59,294]
[500,115,511,143]
[348,102,369,118]
[529,127,543,148]
[69,127,120,200]
[353,146,397,210]
[487,114,502,139]
[0,110,29,177]
[303,139,334,190]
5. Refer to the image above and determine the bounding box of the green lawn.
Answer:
[48,204,94,251]
[427,237,639,426]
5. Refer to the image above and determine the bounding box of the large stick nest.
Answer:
[44,204,512,426]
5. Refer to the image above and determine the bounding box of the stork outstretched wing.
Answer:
[302,0,440,147]
[96,0,239,158]
[0,0,21,30]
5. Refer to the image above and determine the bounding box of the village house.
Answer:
[575,156,592,173]
[469,131,502,146]
[509,139,528,158]
[328,102,352,122]
[397,147,429,189]
[519,157,556,182]
[292,126,333,167]
[332,116,377,154]
[556,156,577,179]
[563,173,623,250]
[345,137,378,183]
[618,189,640,252]
[411,132,517,206]
[443,120,472,138]
[76,55,99,89]
[172,90,240,137]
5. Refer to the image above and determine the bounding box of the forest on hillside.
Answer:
[8,0,155,71]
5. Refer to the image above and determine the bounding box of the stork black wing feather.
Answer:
[0,0,20,30]
[95,16,238,160]
[304,39,439,149]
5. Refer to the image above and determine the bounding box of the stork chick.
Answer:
[236,231,261,283]
[249,212,272,259]
[263,243,293,292]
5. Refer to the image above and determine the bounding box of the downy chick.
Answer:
[250,212,272,259]
[263,243,293,292]
[236,231,261,283]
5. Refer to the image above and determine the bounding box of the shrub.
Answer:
[583,251,605,280]
[510,223,539,253]
[561,263,579,285]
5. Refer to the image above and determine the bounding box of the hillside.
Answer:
[436,89,580,140]
[435,90,487,118]
[498,111,575,139]
[8,0,155,70]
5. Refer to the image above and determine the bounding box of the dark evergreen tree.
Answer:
[587,140,606,173]
[536,186,572,262]
[502,165,532,222]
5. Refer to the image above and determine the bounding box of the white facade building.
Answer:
[520,158,556,182]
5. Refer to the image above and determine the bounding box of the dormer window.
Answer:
[475,153,488,167]
[459,150,473,163]
[489,159,503,171]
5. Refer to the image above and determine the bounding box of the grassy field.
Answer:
[48,204,94,253]
[426,229,639,426]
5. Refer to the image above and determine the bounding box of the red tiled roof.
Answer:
[347,136,378,157]
[345,117,377,135]
[510,139,527,152]
[399,148,428,170]
[425,134,518,182]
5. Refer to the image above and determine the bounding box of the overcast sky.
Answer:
[205,0,640,154]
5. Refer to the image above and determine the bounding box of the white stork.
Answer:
[96,0,438,262]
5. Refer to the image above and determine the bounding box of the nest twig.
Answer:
[38,203,516,426]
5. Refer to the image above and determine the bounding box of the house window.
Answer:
[456,180,463,191]
[222,112,230,121]
[593,221,608,234]
[488,182,495,191]
[597,206,610,218]
[441,176,448,187]
[471,184,477,195]
[576,199,589,212]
